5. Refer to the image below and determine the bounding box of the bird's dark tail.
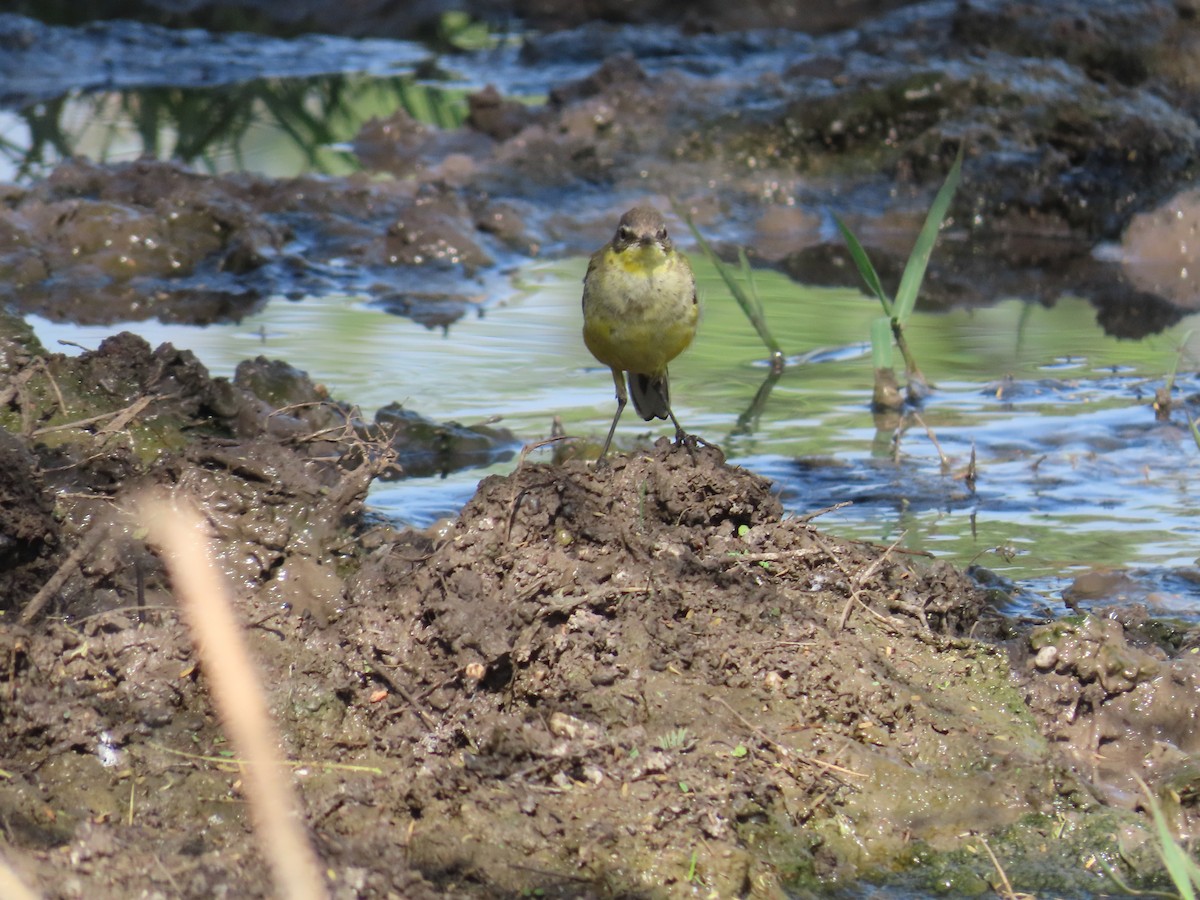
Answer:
[628,371,670,421]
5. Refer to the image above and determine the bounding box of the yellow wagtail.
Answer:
[582,205,698,460]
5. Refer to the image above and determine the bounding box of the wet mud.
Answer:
[0,331,1193,897]
[2,0,1200,896]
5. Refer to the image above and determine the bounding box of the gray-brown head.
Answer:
[611,206,673,253]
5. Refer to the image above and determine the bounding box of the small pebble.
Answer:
[1034,645,1059,670]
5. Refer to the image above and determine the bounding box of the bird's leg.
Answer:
[667,407,687,444]
[597,368,628,463]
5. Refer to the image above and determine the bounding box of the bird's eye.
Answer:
[657,228,667,240]
[618,226,634,241]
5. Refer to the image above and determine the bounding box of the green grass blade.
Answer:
[679,211,783,357]
[893,144,964,323]
[1153,810,1200,899]
[737,247,762,318]
[833,214,892,315]
[1139,777,1200,899]
[1165,328,1194,395]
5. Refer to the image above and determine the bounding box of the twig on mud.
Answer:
[712,696,865,782]
[6,365,40,435]
[137,491,329,900]
[31,395,153,437]
[850,592,918,637]
[272,399,352,419]
[837,536,903,631]
[542,584,649,617]
[719,548,818,579]
[278,404,363,446]
[146,742,384,776]
[372,666,440,731]
[842,537,933,558]
[99,395,155,436]
[34,358,68,419]
[319,449,393,517]
[806,529,854,580]
[503,488,528,544]
[796,501,853,523]
[885,591,931,631]
[505,863,595,884]
[509,756,570,784]
[152,853,186,895]
[504,475,565,544]
[977,836,1035,900]
[792,788,835,825]
[19,524,109,624]
[722,550,819,563]
[517,433,572,467]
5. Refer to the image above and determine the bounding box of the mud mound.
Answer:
[330,442,1078,895]
[0,424,1166,897]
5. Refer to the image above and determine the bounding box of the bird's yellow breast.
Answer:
[582,244,697,376]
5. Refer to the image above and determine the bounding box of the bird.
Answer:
[581,205,698,461]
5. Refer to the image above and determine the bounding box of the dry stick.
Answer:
[34,358,68,418]
[97,394,154,436]
[976,836,1032,900]
[0,854,39,900]
[31,395,152,437]
[908,411,948,470]
[797,500,853,523]
[517,433,572,467]
[712,696,865,781]
[0,854,40,900]
[19,524,108,624]
[138,492,330,900]
[838,536,903,631]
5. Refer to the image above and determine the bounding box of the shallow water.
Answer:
[9,11,1198,622]
[0,20,814,184]
[30,259,1200,620]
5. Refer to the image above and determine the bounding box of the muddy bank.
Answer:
[0,321,512,613]
[0,1,1198,336]
[0,157,512,328]
[1,2,1199,895]
[3,0,922,38]
[0,329,1192,897]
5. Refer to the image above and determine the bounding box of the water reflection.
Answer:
[2,73,470,183]
[23,252,1200,620]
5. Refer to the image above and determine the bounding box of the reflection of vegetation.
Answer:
[435,11,501,52]
[732,366,784,437]
[678,208,786,436]
[6,73,471,180]
[835,145,963,411]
